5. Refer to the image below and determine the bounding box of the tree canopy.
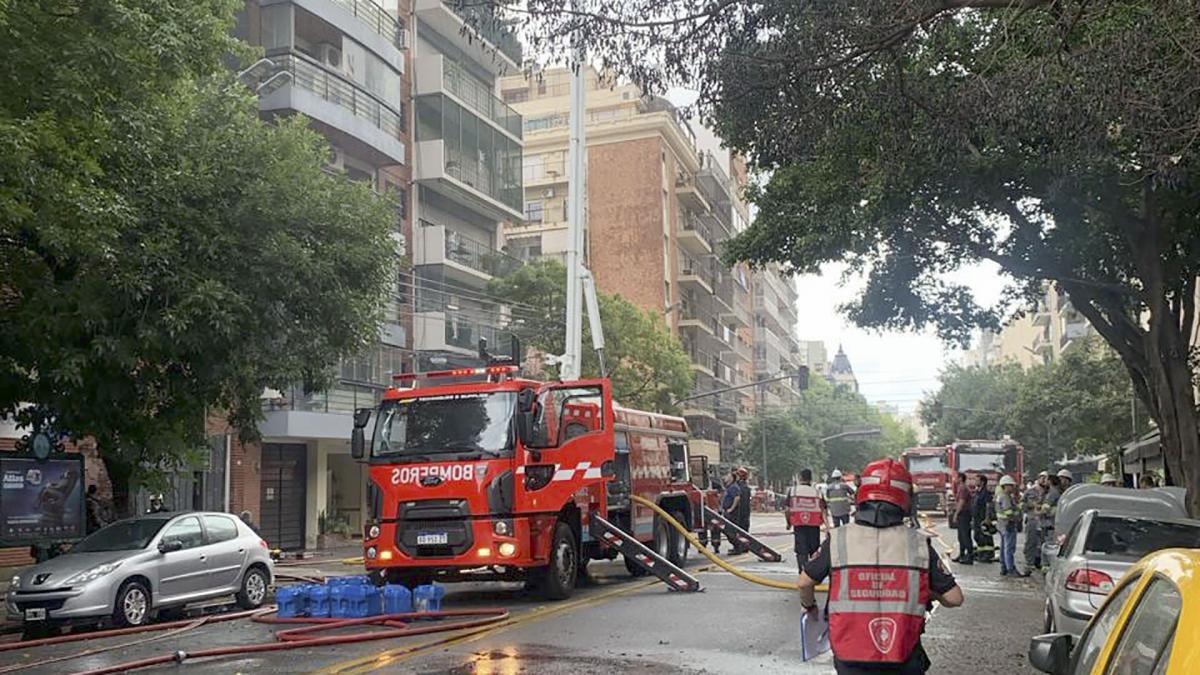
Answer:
[0,0,397,508]
[488,258,693,412]
[923,340,1139,472]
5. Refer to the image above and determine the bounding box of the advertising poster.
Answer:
[0,455,85,545]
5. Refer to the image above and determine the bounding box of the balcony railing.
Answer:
[678,250,716,286]
[263,381,388,415]
[273,52,403,140]
[678,213,715,248]
[443,58,522,136]
[442,1,522,64]
[330,0,405,48]
[442,143,523,212]
[428,220,523,278]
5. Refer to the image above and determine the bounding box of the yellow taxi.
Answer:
[1029,548,1200,674]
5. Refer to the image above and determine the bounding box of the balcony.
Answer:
[1061,319,1090,350]
[675,172,710,213]
[677,250,715,294]
[415,55,522,137]
[677,213,714,255]
[678,299,717,336]
[413,0,522,73]
[722,298,752,328]
[261,52,406,165]
[697,151,732,209]
[414,220,522,283]
[414,139,524,221]
[315,0,406,49]
[412,310,507,355]
[1032,310,1052,327]
[523,158,567,186]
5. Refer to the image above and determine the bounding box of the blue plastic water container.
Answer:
[276,586,306,618]
[365,585,383,617]
[307,584,332,618]
[383,585,413,614]
[412,583,445,613]
[329,584,354,618]
[328,574,371,587]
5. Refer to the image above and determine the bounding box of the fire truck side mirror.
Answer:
[353,408,372,428]
[351,428,365,460]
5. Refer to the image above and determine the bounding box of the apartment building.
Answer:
[964,284,1098,369]
[409,0,525,370]
[233,0,411,549]
[498,68,752,461]
[752,264,805,410]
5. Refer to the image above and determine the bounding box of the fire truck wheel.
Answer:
[652,516,671,561]
[667,511,689,566]
[535,521,578,600]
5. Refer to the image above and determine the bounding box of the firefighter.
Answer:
[798,459,964,674]
[735,467,752,535]
[785,468,826,573]
[826,470,853,527]
[1021,471,1048,575]
[971,475,996,563]
[1100,473,1117,487]
[995,475,1020,576]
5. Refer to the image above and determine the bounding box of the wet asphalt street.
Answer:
[0,514,1047,674]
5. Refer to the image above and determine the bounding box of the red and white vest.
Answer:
[828,524,931,664]
[787,484,824,527]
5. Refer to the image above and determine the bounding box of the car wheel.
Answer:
[113,579,151,627]
[235,566,269,609]
[535,521,578,600]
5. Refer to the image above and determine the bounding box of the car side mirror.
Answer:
[351,427,365,460]
[517,388,535,413]
[1029,633,1073,674]
[158,539,184,554]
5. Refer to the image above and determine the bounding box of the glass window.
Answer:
[1085,517,1200,559]
[1104,578,1181,675]
[161,516,205,550]
[372,392,517,459]
[203,515,240,544]
[1060,518,1084,558]
[73,518,168,552]
[525,200,544,223]
[532,385,605,446]
[260,4,293,51]
[1072,578,1139,674]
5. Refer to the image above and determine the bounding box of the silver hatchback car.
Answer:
[1042,509,1200,638]
[6,511,274,628]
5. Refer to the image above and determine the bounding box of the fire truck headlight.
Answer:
[498,542,517,558]
[493,519,511,536]
[366,546,378,560]
[368,524,381,539]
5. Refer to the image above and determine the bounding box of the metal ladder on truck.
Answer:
[589,515,702,592]
[702,504,784,563]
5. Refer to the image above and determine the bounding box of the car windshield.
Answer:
[1085,516,1200,558]
[957,453,1007,473]
[906,456,945,473]
[71,518,168,552]
[371,392,516,459]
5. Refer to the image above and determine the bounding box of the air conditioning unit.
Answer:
[543,188,555,198]
[318,42,342,70]
[326,146,346,172]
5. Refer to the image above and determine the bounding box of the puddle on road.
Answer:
[415,644,711,675]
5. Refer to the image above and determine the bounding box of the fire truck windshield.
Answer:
[957,452,1007,473]
[371,392,516,461]
[906,455,945,473]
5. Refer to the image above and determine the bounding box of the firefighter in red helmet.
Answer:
[798,459,964,674]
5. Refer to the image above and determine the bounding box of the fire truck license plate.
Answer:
[417,532,449,546]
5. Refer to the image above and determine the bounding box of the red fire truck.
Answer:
[350,365,717,599]
[946,438,1025,515]
[899,446,951,512]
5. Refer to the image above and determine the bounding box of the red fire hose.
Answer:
[71,608,510,675]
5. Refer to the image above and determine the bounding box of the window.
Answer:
[1072,577,1139,674]
[1085,517,1200,559]
[531,385,605,446]
[203,515,240,544]
[1104,578,1181,675]
[525,200,544,223]
[161,516,205,550]
[1059,518,1085,558]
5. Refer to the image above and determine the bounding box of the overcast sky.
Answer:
[793,262,1011,414]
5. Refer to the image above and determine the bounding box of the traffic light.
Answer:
[794,365,810,391]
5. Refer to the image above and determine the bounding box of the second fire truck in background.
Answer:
[899,446,951,512]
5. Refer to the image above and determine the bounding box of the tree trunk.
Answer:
[101,453,136,519]
[1143,326,1200,514]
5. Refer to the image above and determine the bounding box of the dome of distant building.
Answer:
[827,345,858,392]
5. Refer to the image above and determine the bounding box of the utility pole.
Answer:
[561,0,587,380]
[760,382,768,489]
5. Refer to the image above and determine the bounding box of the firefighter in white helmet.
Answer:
[995,475,1020,577]
[799,459,964,673]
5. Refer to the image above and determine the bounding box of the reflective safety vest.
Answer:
[826,481,853,518]
[828,524,930,664]
[787,484,823,527]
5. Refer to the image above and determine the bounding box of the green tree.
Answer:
[488,259,693,412]
[0,1,397,512]
[878,414,919,459]
[740,410,825,492]
[923,340,1137,472]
